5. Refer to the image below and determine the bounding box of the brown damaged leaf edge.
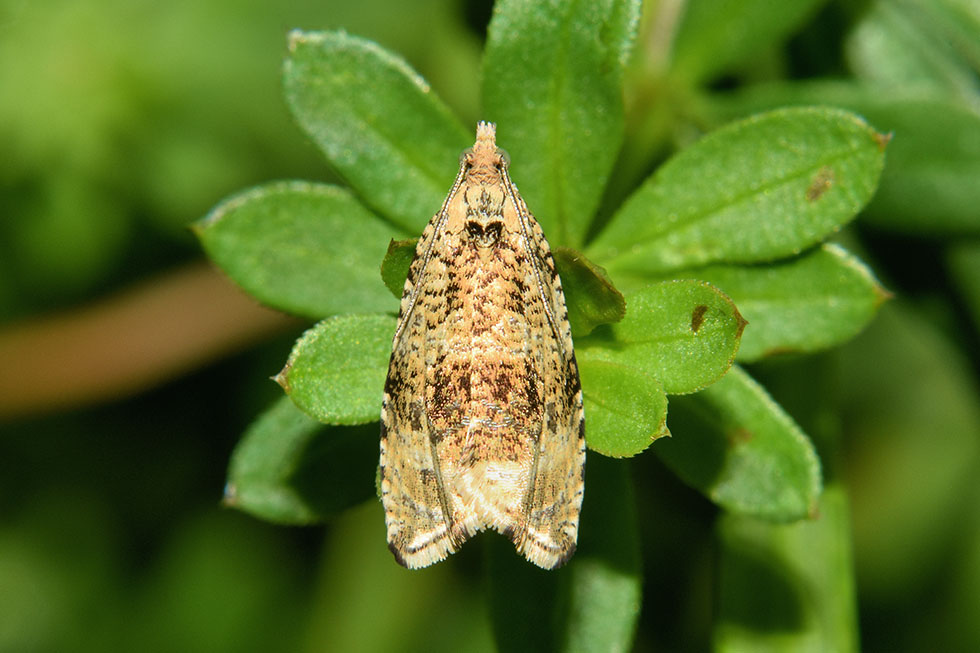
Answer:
[873,283,895,308]
[713,295,748,384]
[273,362,293,393]
[873,130,894,152]
[736,308,749,338]
[380,122,585,570]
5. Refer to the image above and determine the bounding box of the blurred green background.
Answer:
[1,0,978,651]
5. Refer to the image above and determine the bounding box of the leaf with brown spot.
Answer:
[578,280,745,395]
[691,304,709,333]
[806,166,835,202]
[589,107,887,274]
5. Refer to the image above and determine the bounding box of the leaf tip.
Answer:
[807,501,821,521]
[734,306,749,339]
[273,365,292,393]
[873,283,894,308]
[873,130,893,152]
[222,482,239,507]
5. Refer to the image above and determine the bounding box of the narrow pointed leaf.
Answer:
[277,314,395,425]
[578,281,746,395]
[837,303,980,596]
[563,455,642,651]
[669,244,890,361]
[714,486,859,652]
[588,107,887,274]
[657,365,822,521]
[487,538,563,651]
[195,182,401,318]
[706,83,980,234]
[858,98,980,234]
[578,358,668,457]
[284,30,470,233]
[225,397,378,524]
[482,0,641,247]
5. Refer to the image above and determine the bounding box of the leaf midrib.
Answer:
[610,141,872,252]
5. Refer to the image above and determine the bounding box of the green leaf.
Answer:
[380,238,417,298]
[859,97,980,234]
[486,538,563,652]
[578,281,746,395]
[224,397,378,524]
[277,314,395,425]
[657,365,822,520]
[706,83,980,234]
[929,0,980,70]
[836,302,980,597]
[666,244,890,362]
[488,455,641,651]
[588,107,887,274]
[378,241,627,336]
[307,502,495,652]
[714,486,859,652]
[948,241,980,335]
[554,248,626,337]
[845,0,980,102]
[578,358,668,458]
[563,455,642,651]
[482,0,641,247]
[194,181,401,318]
[284,30,471,233]
[670,0,828,85]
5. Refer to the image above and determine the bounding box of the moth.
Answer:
[379,122,585,570]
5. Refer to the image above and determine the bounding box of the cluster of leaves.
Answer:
[193,0,904,650]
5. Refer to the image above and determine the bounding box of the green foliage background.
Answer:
[2,0,979,651]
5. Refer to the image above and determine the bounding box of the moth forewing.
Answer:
[380,121,585,570]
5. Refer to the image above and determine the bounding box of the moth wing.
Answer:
[518,397,585,569]
[511,199,586,570]
[380,212,460,569]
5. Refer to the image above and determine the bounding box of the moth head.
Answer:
[461,121,510,179]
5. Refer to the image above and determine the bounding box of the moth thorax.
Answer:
[466,219,504,248]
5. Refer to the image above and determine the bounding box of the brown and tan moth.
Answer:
[379,122,585,570]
